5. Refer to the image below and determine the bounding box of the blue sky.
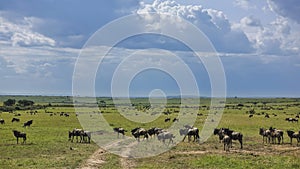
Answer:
[0,0,300,97]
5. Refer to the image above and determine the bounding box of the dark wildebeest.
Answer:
[269,127,284,144]
[12,130,26,144]
[265,114,270,118]
[11,118,20,123]
[113,127,127,138]
[286,130,300,145]
[223,128,243,149]
[173,118,179,122]
[69,128,84,143]
[157,131,175,144]
[180,127,200,142]
[259,128,271,144]
[0,119,5,124]
[285,118,298,123]
[23,120,33,127]
[147,127,163,138]
[223,132,232,151]
[81,130,91,143]
[214,128,243,149]
[213,128,228,143]
[131,127,148,141]
[249,114,253,118]
[164,118,171,122]
[296,115,300,118]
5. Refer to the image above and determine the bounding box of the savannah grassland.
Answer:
[0,96,300,169]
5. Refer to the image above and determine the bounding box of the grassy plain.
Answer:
[0,96,300,168]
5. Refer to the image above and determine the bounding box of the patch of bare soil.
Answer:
[77,148,107,169]
[120,157,136,169]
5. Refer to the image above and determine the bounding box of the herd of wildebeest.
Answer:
[1,110,300,152]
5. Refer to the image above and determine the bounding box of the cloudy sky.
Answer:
[0,0,299,97]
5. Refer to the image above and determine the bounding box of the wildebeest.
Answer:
[249,114,253,118]
[223,134,232,151]
[157,131,175,144]
[0,119,5,124]
[12,118,20,123]
[68,129,91,143]
[12,130,26,144]
[285,118,298,123]
[164,118,171,122]
[259,128,271,144]
[81,130,91,143]
[172,118,179,122]
[113,127,127,138]
[69,128,84,143]
[269,127,284,144]
[214,128,243,149]
[179,126,200,142]
[23,120,33,127]
[213,128,227,143]
[131,127,148,141]
[286,130,300,145]
[265,114,270,118]
[147,127,163,138]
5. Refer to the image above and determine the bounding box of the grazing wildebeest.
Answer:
[265,114,270,118]
[164,118,171,122]
[81,131,91,143]
[172,118,179,122]
[131,127,148,141]
[180,127,200,142]
[286,130,300,145]
[147,127,163,138]
[23,120,33,127]
[113,127,127,138]
[12,118,20,123]
[69,128,84,143]
[269,127,283,144]
[64,113,70,117]
[296,115,300,118]
[259,128,271,144]
[12,130,26,144]
[249,114,253,118]
[157,131,175,144]
[0,119,5,124]
[285,118,298,123]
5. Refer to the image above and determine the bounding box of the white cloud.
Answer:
[0,15,56,47]
[240,16,262,27]
[136,0,253,53]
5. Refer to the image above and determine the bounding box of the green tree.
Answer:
[17,99,34,107]
[3,99,16,106]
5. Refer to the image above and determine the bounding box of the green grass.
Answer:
[0,96,300,168]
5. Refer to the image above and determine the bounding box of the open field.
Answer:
[0,96,300,168]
